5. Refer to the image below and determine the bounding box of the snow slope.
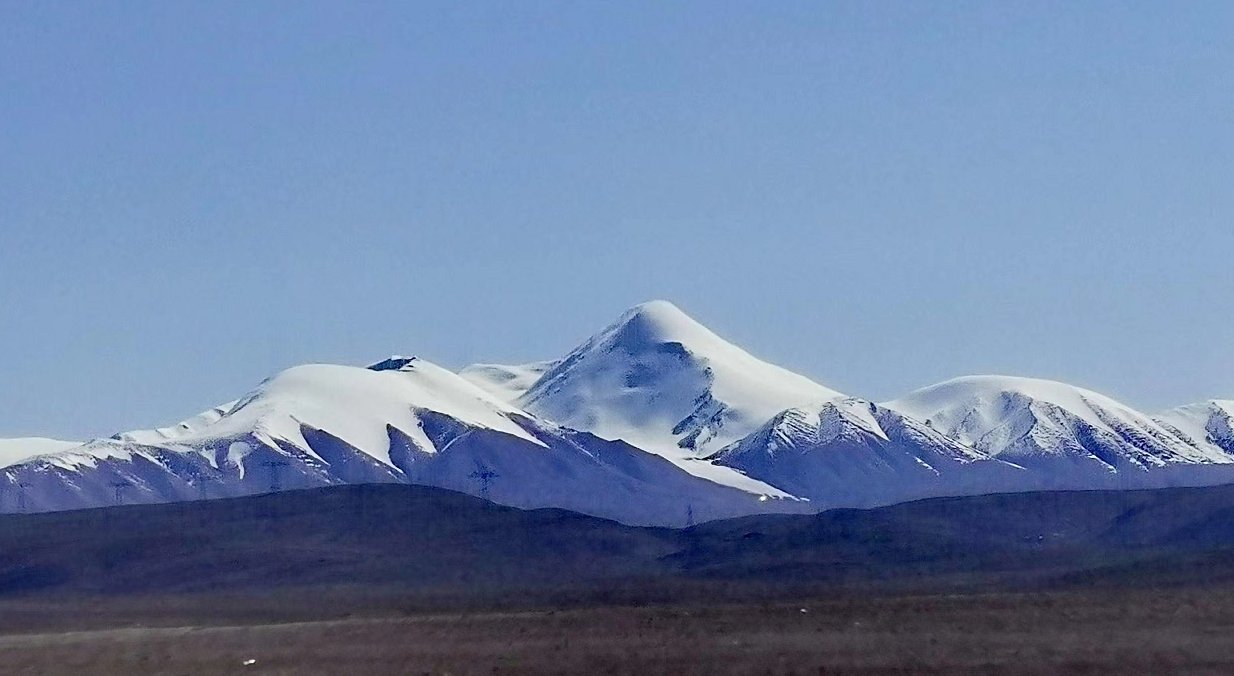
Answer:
[155,358,549,466]
[886,376,1234,488]
[1157,400,1234,457]
[459,360,558,402]
[0,438,81,468]
[6,301,1233,524]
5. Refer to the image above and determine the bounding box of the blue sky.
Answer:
[2,1,1231,439]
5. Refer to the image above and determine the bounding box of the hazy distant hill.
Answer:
[5,482,1234,600]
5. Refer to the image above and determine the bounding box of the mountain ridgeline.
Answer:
[2,301,1231,526]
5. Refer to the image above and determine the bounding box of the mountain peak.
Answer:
[518,300,843,460]
[621,299,688,322]
[601,300,724,354]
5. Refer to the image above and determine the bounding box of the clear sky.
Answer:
[2,1,1231,440]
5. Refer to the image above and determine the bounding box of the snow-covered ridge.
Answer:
[888,375,1143,439]
[3,299,1231,524]
[0,350,791,525]
[116,403,237,446]
[124,358,547,466]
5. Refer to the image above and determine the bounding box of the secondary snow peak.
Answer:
[885,375,1233,480]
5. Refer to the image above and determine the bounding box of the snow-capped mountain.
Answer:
[886,376,1234,489]
[711,398,1029,508]
[1156,400,1234,457]
[503,300,846,495]
[0,357,792,526]
[516,300,843,456]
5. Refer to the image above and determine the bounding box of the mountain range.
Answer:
[1,300,1230,526]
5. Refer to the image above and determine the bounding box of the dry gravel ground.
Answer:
[3,587,1234,674]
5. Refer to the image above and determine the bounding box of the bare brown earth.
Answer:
[2,587,1234,674]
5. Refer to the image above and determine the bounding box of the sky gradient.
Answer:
[2,1,1232,439]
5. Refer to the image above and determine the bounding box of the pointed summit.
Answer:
[518,300,843,461]
[603,300,722,350]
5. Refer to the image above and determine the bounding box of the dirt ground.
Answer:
[2,587,1234,674]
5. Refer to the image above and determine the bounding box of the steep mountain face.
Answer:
[711,399,1028,508]
[886,376,1234,489]
[518,301,843,460]
[1156,401,1234,457]
[0,358,791,526]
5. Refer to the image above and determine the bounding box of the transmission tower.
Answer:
[16,483,30,513]
[111,480,132,506]
[686,504,696,528]
[262,460,289,492]
[468,462,499,500]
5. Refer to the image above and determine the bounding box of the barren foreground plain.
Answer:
[3,587,1234,674]
[5,484,1234,674]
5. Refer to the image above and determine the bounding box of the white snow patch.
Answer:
[117,403,237,445]
[0,438,82,468]
[459,360,558,402]
[1157,400,1234,455]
